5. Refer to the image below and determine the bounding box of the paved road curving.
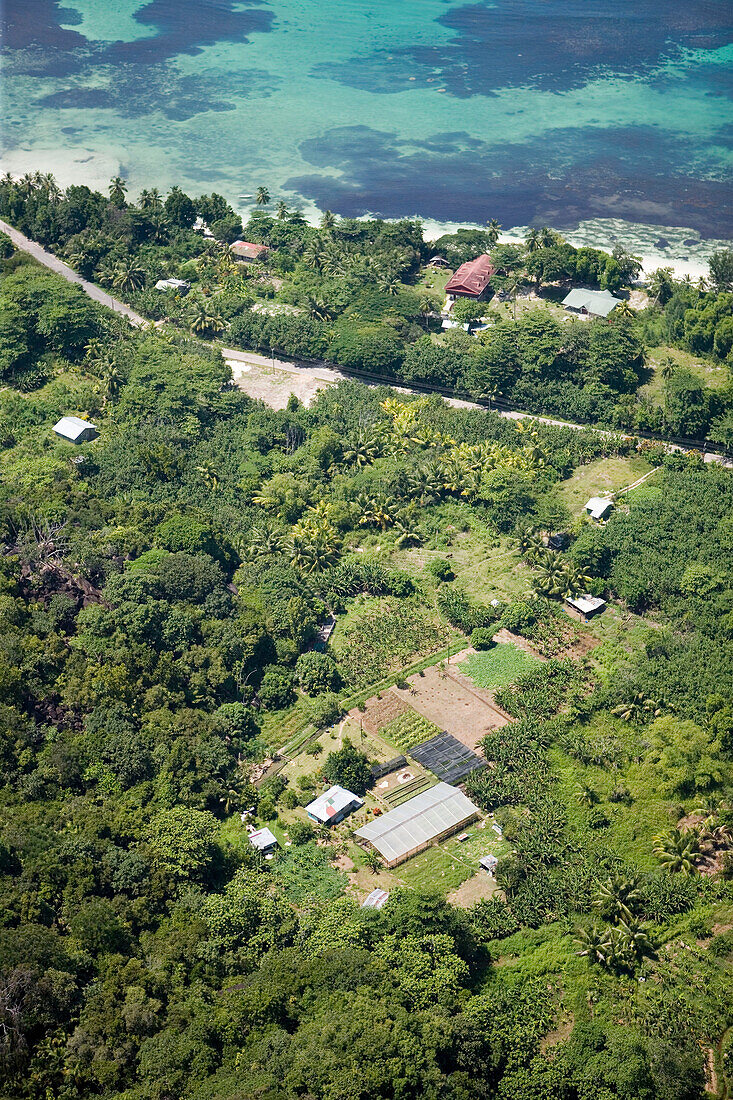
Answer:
[0,218,146,326]
[3,218,731,467]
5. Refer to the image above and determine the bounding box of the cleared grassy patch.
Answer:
[459,643,538,690]
[642,346,730,401]
[558,455,653,515]
[397,822,511,893]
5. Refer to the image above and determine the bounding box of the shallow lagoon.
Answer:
[2,0,732,258]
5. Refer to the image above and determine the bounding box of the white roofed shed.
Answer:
[355,782,480,868]
[53,416,98,444]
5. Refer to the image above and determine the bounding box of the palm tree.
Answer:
[100,363,124,406]
[255,187,270,207]
[611,693,661,724]
[247,523,285,559]
[321,209,336,231]
[111,258,146,295]
[485,218,501,246]
[83,337,106,365]
[377,268,401,296]
[538,226,556,248]
[219,788,239,815]
[304,295,334,322]
[592,875,643,924]
[653,828,701,875]
[189,302,226,338]
[616,918,657,967]
[577,784,599,808]
[343,432,380,469]
[525,227,541,254]
[614,300,635,320]
[659,356,676,382]
[648,267,675,306]
[109,175,128,206]
[196,461,220,492]
[394,516,421,549]
[276,200,288,220]
[363,848,382,873]
[576,923,612,967]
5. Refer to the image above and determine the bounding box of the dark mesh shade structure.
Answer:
[410,731,487,784]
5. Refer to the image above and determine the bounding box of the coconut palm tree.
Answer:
[394,515,421,549]
[255,186,271,207]
[100,362,124,406]
[577,784,599,808]
[659,356,676,381]
[321,209,336,231]
[247,523,285,559]
[485,218,501,246]
[363,848,382,873]
[196,461,220,492]
[276,200,288,220]
[377,268,401,296]
[357,493,397,531]
[538,226,556,248]
[653,828,701,875]
[109,175,128,206]
[304,295,334,322]
[648,267,675,306]
[111,258,146,295]
[614,300,635,320]
[83,338,106,366]
[525,227,541,254]
[189,302,226,338]
[576,923,612,967]
[611,693,661,724]
[616,917,657,967]
[343,432,380,469]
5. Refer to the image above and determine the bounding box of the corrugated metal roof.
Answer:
[306,785,362,823]
[355,782,480,864]
[53,416,97,441]
[249,827,278,851]
[562,288,621,317]
[445,254,495,296]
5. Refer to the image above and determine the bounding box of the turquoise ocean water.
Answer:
[2,1,733,260]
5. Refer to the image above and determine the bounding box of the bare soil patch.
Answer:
[391,661,510,751]
[447,870,500,908]
[354,692,412,737]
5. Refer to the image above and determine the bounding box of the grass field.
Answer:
[393,532,533,605]
[459,643,539,690]
[558,455,654,515]
[397,821,512,893]
[642,345,730,401]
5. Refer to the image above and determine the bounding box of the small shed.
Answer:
[249,827,279,854]
[361,888,390,909]
[155,278,190,294]
[231,240,270,263]
[562,288,622,318]
[53,416,98,444]
[564,594,607,623]
[428,255,451,268]
[479,854,498,875]
[547,532,570,551]
[305,785,363,826]
[585,497,613,521]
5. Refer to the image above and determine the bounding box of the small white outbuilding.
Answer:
[585,497,613,521]
[53,416,98,444]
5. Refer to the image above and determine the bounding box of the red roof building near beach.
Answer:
[231,240,270,261]
[445,254,495,298]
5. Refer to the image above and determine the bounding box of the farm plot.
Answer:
[390,661,510,750]
[334,599,448,688]
[381,711,441,752]
[458,643,539,691]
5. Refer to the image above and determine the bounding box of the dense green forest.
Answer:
[1,172,732,446]
[1,179,733,1100]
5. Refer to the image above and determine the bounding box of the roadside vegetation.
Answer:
[0,179,732,1100]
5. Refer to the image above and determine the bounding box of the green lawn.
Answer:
[641,345,730,402]
[558,456,654,515]
[459,643,539,690]
[397,822,512,892]
[393,531,533,606]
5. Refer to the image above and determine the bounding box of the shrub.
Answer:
[305,692,342,729]
[322,738,372,796]
[471,898,520,941]
[426,558,454,582]
[258,666,295,710]
[295,651,340,695]
[470,628,496,650]
[438,587,494,633]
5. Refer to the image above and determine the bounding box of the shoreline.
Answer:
[1,148,728,282]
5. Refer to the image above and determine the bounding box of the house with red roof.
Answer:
[445,254,495,300]
[231,240,270,263]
